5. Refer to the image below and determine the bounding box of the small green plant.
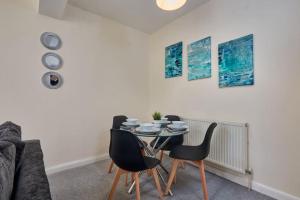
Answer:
[152,112,162,120]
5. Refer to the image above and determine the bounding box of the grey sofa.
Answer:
[0,122,52,200]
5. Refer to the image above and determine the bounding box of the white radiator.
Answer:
[182,118,249,174]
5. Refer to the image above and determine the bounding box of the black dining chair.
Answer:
[164,122,217,200]
[108,129,163,200]
[150,115,184,162]
[108,115,128,174]
[108,115,147,174]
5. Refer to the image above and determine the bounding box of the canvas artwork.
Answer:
[188,37,211,81]
[218,34,254,88]
[165,42,183,78]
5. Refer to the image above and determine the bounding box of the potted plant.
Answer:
[152,112,162,121]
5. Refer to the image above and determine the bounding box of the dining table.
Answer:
[121,121,189,196]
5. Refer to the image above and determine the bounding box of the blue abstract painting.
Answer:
[218,34,254,88]
[165,42,183,78]
[188,37,211,81]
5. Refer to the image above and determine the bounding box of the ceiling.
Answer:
[68,0,209,34]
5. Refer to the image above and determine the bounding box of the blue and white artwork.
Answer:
[165,42,183,78]
[188,37,211,81]
[218,34,254,88]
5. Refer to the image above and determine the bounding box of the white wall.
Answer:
[0,0,149,168]
[148,0,300,198]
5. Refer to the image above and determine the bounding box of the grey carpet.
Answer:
[48,159,275,200]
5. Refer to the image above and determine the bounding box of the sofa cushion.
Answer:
[0,141,16,200]
[12,140,52,200]
[0,122,25,169]
[0,121,21,138]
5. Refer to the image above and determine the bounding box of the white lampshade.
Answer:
[156,0,187,11]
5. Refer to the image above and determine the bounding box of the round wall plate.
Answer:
[42,72,63,89]
[40,32,62,50]
[42,52,63,70]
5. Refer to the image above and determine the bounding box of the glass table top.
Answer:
[131,128,188,137]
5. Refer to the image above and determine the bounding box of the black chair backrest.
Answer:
[110,115,127,156]
[110,129,147,172]
[198,122,217,158]
[112,115,127,129]
[165,115,180,122]
[165,115,183,145]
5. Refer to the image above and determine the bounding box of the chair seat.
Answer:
[114,155,160,172]
[169,145,207,161]
[150,137,182,151]
[144,156,160,169]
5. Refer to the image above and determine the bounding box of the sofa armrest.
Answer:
[11,140,52,200]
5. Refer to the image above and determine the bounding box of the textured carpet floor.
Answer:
[48,159,275,200]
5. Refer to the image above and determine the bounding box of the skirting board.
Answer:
[46,153,110,175]
[252,182,300,200]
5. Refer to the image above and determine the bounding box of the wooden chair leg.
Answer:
[108,160,114,173]
[164,159,179,195]
[134,172,141,200]
[159,150,164,162]
[173,173,177,185]
[151,168,163,199]
[198,160,209,200]
[125,173,128,186]
[108,168,122,200]
[172,161,185,185]
[131,173,134,184]
[180,161,185,169]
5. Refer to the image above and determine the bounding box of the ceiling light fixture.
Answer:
[156,0,187,11]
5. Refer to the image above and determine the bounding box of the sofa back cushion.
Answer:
[0,121,21,138]
[0,122,24,169]
[0,141,16,200]
[12,140,52,200]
